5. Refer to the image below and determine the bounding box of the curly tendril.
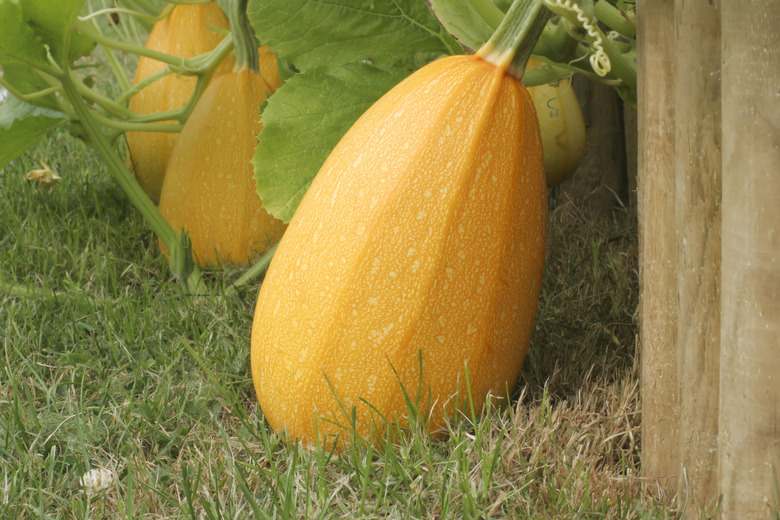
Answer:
[542,0,611,76]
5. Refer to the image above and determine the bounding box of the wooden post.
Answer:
[639,1,780,516]
[636,0,679,496]
[719,2,780,517]
[673,1,721,513]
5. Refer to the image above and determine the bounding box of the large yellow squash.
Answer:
[251,53,547,448]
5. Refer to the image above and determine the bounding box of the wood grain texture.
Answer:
[673,0,722,513]
[719,2,780,517]
[636,0,679,497]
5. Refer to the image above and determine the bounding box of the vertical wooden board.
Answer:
[636,0,679,496]
[673,0,722,513]
[719,2,780,517]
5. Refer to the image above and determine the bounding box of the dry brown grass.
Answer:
[479,187,677,516]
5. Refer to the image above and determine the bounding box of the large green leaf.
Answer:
[0,0,50,68]
[0,0,94,69]
[0,95,66,169]
[248,0,465,222]
[253,63,408,222]
[247,0,461,72]
[428,0,501,51]
[21,0,94,64]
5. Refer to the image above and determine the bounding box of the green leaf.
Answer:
[1,64,61,111]
[0,91,66,127]
[247,0,462,72]
[0,0,94,69]
[20,0,95,64]
[428,0,501,51]
[0,95,66,169]
[253,63,408,222]
[0,0,50,69]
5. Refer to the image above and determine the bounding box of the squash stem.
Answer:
[59,69,205,294]
[597,28,637,90]
[594,0,635,39]
[75,20,202,67]
[224,242,278,296]
[85,16,133,93]
[477,0,551,79]
[0,277,67,299]
[229,0,259,74]
[111,31,235,105]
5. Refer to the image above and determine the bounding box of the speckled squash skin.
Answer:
[251,54,547,448]
[526,59,586,187]
[126,0,231,203]
[158,69,286,266]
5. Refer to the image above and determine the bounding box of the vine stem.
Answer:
[593,0,635,38]
[0,278,66,298]
[76,21,191,65]
[229,0,259,73]
[476,0,551,79]
[597,28,636,90]
[224,242,278,296]
[59,69,204,294]
[75,20,233,71]
[90,110,184,133]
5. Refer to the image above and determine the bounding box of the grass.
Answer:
[1,129,675,518]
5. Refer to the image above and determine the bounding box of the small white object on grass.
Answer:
[80,468,116,497]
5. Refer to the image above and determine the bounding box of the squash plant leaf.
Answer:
[0,96,67,169]
[0,0,94,70]
[428,0,501,51]
[247,0,461,72]
[0,0,50,69]
[20,0,95,65]
[248,0,465,221]
[253,63,408,223]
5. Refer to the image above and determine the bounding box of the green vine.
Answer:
[59,67,205,293]
[229,0,259,73]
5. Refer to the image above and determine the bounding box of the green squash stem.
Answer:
[477,0,551,79]
[229,0,259,74]
[59,69,204,294]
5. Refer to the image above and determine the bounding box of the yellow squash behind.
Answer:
[158,68,286,266]
[526,58,586,187]
[126,0,231,203]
